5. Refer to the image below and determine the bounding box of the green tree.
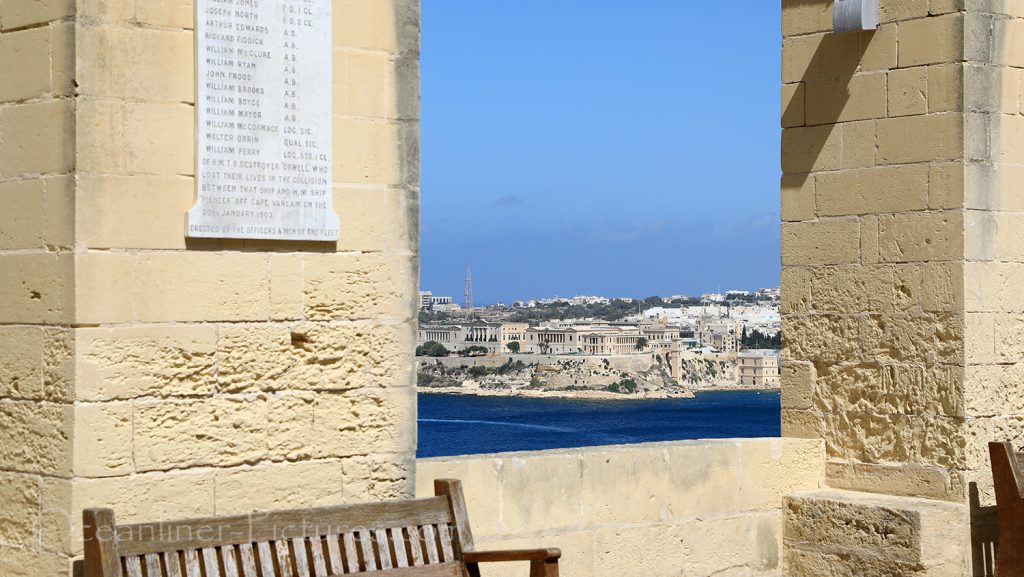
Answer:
[415,341,450,357]
[538,341,550,355]
[634,337,649,351]
[459,345,489,357]
[506,340,520,353]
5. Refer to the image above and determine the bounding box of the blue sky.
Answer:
[420,2,782,304]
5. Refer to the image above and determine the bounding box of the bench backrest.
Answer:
[84,480,477,577]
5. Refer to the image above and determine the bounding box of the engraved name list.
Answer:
[189,0,338,241]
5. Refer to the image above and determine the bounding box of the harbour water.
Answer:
[417,390,781,458]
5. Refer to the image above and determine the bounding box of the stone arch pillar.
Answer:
[780,1,1024,575]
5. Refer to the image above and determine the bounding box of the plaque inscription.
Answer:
[189,0,338,241]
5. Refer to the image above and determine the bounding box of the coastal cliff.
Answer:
[416,354,737,399]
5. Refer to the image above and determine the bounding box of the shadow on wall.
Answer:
[782,29,874,185]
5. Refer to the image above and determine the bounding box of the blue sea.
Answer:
[417,390,781,458]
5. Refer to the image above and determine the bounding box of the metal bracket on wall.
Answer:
[833,0,878,32]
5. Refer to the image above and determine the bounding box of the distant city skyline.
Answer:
[421,2,782,303]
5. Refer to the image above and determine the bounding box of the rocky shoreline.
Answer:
[418,384,696,400]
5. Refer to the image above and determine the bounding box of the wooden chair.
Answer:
[990,442,1024,577]
[84,479,560,577]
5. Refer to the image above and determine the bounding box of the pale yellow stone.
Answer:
[134,252,270,322]
[860,24,899,72]
[214,461,344,515]
[0,326,46,400]
[77,26,194,102]
[77,325,217,401]
[133,397,267,472]
[782,361,815,410]
[74,252,134,324]
[303,253,416,321]
[0,253,72,324]
[781,174,814,221]
[50,22,75,97]
[76,98,126,173]
[333,117,402,185]
[340,455,413,503]
[72,403,132,477]
[888,67,928,116]
[782,0,831,37]
[861,214,880,264]
[928,63,963,113]
[336,51,394,119]
[815,165,929,216]
[780,267,812,314]
[0,472,42,547]
[76,175,193,249]
[781,124,842,173]
[125,102,195,175]
[806,73,887,125]
[781,219,861,266]
[878,210,963,263]
[876,114,962,164]
[502,453,583,534]
[334,187,416,253]
[137,0,194,28]
[782,83,805,128]
[810,264,892,314]
[333,0,417,54]
[782,33,861,84]
[840,119,878,168]
[899,13,965,67]
[879,0,929,22]
[415,458,502,538]
[0,179,45,249]
[739,438,825,510]
[0,0,73,29]
[0,547,72,577]
[0,99,74,177]
[269,254,303,320]
[826,461,956,501]
[311,388,415,459]
[0,400,72,476]
[0,27,50,102]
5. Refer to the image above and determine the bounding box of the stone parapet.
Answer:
[417,438,825,577]
[784,489,970,577]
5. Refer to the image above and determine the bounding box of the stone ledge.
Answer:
[784,489,969,577]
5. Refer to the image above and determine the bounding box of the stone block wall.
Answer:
[417,439,825,577]
[0,1,420,575]
[781,0,1024,506]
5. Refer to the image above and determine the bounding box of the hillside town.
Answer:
[416,288,782,396]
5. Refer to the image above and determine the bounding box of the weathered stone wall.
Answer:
[781,0,1024,506]
[0,1,420,574]
[417,438,824,577]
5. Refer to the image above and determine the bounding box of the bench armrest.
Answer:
[463,548,561,563]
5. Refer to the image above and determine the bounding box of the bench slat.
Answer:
[238,544,258,577]
[375,529,393,569]
[437,525,454,563]
[220,546,239,577]
[275,540,295,577]
[342,532,360,573]
[325,535,343,574]
[203,547,222,577]
[292,538,311,577]
[359,529,377,571]
[116,498,454,556]
[183,549,202,577]
[391,529,409,568]
[257,542,276,577]
[406,527,424,567]
[145,553,163,577]
[309,536,328,577]
[125,556,143,577]
[421,526,439,565]
[165,552,183,577]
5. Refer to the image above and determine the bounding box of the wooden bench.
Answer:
[83,479,560,577]
[990,441,1024,577]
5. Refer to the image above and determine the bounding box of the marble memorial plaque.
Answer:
[189,0,338,241]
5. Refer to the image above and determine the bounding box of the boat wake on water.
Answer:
[417,418,574,433]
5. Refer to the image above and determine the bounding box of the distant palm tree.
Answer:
[635,337,649,351]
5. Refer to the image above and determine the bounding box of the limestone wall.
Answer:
[417,438,824,577]
[0,1,420,575]
[780,0,1024,506]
